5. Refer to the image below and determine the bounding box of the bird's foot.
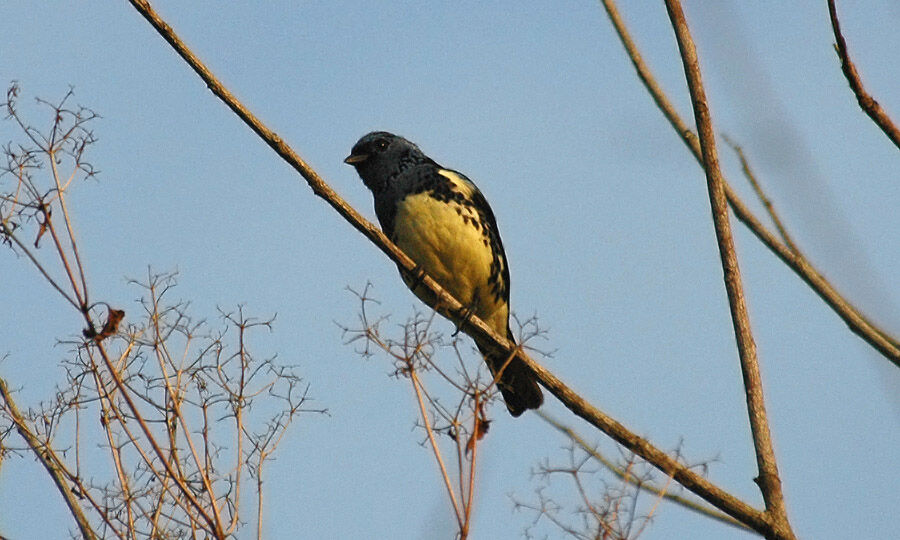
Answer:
[405,264,428,289]
[452,303,477,337]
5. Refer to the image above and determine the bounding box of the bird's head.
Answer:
[344,131,426,192]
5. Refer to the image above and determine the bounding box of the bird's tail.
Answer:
[478,329,543,417]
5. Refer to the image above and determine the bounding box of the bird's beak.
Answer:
[344,153,369,165]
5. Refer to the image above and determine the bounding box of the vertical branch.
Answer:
[90,367,137,537]
[231,320,248,534]
[662,2,794,539]
[148,294,226,532]
[460,396,481,540]
[453,418,467,515]
[256,461,264,540]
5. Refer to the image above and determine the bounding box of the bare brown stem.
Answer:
[0,379,98,540]
[827,0,900,150]
[49,151,90,307]
[664,2,794,538]
[461,397,481,539]
[409,367,465,532]
[43,211,87,310]
[256,468,264,540]
[721,136,799,253]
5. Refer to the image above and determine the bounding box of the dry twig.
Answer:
[827,0,900,150]
[516,440,672,540]
[538,411,751,533]
[0,380,98,540]
[721,136,799,253]
[340,286,492,538]
[1,87,322,538]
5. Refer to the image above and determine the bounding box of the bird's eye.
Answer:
[375,139,389,151]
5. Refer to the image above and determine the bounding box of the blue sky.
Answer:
[1,2,898,539]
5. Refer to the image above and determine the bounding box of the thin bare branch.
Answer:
[0,221,80,309]
[49,151,90,308]
[827,0,900,150]
[538,411,751,533]
[664,1,794,538]
[0,379,98,540]
[721,136,799,253]
[409,368,465,530]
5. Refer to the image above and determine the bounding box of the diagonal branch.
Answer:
[537,411,752,533]
[515,337,786,536]
[599,0,900,366]
[125,2,790,537]
[0,379,98,540]
[664,2,794,538]
[0,221,80,310]
[827,0,900,150]
[721,136,799,253]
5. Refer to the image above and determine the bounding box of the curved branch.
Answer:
[827,0,900,150]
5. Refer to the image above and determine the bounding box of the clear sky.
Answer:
[1,2,898,539]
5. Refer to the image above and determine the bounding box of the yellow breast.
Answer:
[391,188,508,334]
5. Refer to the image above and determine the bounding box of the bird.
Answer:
[345,131,543,417]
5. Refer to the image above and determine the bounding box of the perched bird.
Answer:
[345,131,543,416]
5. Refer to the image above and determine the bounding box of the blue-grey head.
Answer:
[344,131,433,193]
